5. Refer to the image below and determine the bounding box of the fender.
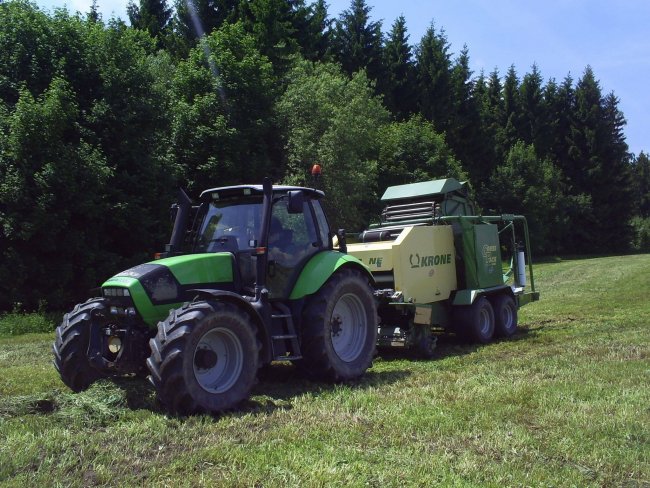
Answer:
[451,284,512,306]
[188,289,273,364]
[289,251,374,300]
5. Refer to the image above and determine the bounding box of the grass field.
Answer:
[1,255,648,487]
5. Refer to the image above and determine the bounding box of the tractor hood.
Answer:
[101,253,236,326]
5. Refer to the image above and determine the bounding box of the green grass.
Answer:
[1,255,649,486]
[0,311,56,336]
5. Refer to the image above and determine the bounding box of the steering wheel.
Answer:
[206,235,240,252]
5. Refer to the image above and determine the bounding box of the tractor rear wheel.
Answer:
[147,301,259,415]
[298,268,377,381]
[492,294,518,337]
[53,298,107,392]
[454,296,495,344]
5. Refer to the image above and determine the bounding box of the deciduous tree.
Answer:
[277,60,389,230]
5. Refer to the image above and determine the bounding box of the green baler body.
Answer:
[460,221,503,289]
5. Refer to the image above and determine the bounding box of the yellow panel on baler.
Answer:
[346,241,394,272]
[347,225,457,304]
[393,226,457,303]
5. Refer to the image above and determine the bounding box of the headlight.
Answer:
[109,306,137,317]
[103,287,130,297]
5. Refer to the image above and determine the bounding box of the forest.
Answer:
[0,0,649,311]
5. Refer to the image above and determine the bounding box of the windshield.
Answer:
[194,196,263,253]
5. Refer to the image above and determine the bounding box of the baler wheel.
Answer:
[454,296,495,344]
[492,294,518,337]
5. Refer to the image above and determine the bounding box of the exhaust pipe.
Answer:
[166,188,192,255]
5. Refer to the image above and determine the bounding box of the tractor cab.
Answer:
[173,185,332,300]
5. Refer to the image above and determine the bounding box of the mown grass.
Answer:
[0,255,648,487]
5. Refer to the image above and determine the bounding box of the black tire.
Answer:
[298,268,377,381]
[492,294,518,338]
[454,296,495,344]
[147,301,260,415]
[53,298,107,392]
[412,324,437,359]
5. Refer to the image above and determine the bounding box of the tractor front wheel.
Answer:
[147,301,260,415]
[53,298,107,392]
[298,268,377,381]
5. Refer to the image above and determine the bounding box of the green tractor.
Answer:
[53,179,377,414]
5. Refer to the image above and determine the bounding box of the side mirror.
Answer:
[287,190,304,214]
[336,228,347,254]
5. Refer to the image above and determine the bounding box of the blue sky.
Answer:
[34,0,649,157]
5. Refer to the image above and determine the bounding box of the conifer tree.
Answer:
[127,0,172,42]
[291,0,330,62]
[567,66,602,194]
[171,0,238,55]
[473,68,503,185]
[544,74,574,173]
[518,64,544,148]
[88,0,100,23]
[598,91,633,250]
[415,23,451,132]
[468,71,492,186]
[381,15,416,119]
[238,0,299,76]
[632,152,650,218]
[447,45,482,176]
[498,65,520,152]
[331,0,383,83]
[566,67,633,251]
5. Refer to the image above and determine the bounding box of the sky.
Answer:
[33,0,650,157]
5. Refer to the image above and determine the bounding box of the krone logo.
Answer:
[410,253,453,268]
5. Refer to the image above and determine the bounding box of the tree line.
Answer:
[0,0,648,311]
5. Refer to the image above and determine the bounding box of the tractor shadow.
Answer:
[238,328,537,416]
[238,364,411,416]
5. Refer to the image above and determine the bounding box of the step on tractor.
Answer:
[54,179,377,414]
[345,178,539,358]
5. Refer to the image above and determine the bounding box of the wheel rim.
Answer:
[193,327,243,394]
[478,306,492,335]
[330,293,368,362]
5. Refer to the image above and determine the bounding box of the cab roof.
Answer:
[200,185,324,201]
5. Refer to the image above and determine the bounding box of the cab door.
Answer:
[266,198,322,299]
